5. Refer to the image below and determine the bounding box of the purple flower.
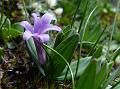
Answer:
[20,13,61,64]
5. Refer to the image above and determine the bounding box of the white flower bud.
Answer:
[45,0,57,8]
[54,8,63,16]
[32,2,39,9]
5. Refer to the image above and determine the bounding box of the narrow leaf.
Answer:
[102,65,120,89]
[75,59,97,89]
[56,57,91,80]
[95,61,108,89]
[47,34,79,77]
[92,46,103,59]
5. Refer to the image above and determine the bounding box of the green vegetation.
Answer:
[0,0,120,89]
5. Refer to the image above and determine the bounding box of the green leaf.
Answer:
[75,59,97,89]
[26,38,37,59]
[92,46,103,59]
[88,26,107,56]
[0,47,4,64]
[0,17,22,42]
[43,44,75,89]
[113,82,120,89]
[0,15,11,42]
[0,47,3,56]
[46,34,79,77]
[81,41,94,48]
[9,27,22,37]
[95,61,108,89]
[54,32,64,48]
[83,25,101,42]
[8,22,23,38]
[111,47,120,61]
[54,26,74,48]
[12,23,24,32]
[56,57,91,80]
[26,38,45,76]
[59,0,75,16]
[102,65,120,89]
[0,15,11,29]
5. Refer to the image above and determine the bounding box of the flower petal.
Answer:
[23,30,33,40]
[38,34,50,43]
[32,13,41,33]
[33,38,46,64]
[40,13,55,25]
[20,21,33,33]
[41,24,62,33]
[38,45,46,64]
